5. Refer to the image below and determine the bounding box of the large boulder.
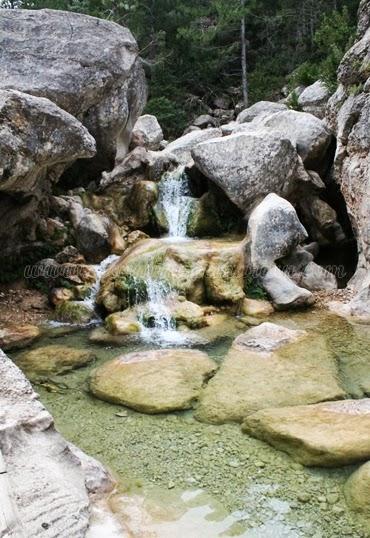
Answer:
[255,109,333,169]
[326,0,370,321]
[89,349,217,413]
[0,8,147,179]
[243,399,370,467]
[163,128,222,165]
[0,89,95,252]
[247,193,308,269]
[0,349,113,537]
[98,238,246,312]
[195,323,344,424]
[236,101,287,123]
[262,266,315,310]
[130,114,163,150]
[191,131,301,214]
[298,81,331,119]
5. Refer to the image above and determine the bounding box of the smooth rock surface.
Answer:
[298,81,331,119]
[16,345,95,379]
[345,461,370,515]
[263,266,315,310]
[163,128,222,165]
[243,399,370,467]
[131,114,163,150]
[236,101,287,123]
[89,349,217,413]
[196,323,344,423]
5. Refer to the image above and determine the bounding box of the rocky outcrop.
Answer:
[0,349,113,537]
[192,131,301,215]
[326,0,370,321]
[0,9,147,179]
[89,349,217,413]
[0,89,95,252]
[195,323,344,424]
[243,399,370,467]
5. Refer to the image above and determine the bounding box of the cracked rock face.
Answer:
[0,8,147,179]
[0,350,113,538]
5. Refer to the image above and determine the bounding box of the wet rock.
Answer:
[236,101,287,124]
[89,349,217,413]
[54,301,95,324]
[263,266,315,310]
[16,345,95,379]
[298,81,331,119]
[163,128,222,165]
[49,287,75,306]
[89,326,138,346]
[345,461,370,515]
[98,238,246,312]
[0,323,41,352]
[105,311,141,335]
[55,246,86,265]
[192,131,300,215]
[131,114,163,150]
[243,399,370,466]
[241,298,274,318]
[195,323,343,424]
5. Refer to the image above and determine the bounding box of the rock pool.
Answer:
[11,311,370,537]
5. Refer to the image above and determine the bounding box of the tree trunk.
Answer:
[241,0,248,107]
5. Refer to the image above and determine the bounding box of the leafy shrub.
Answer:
[145,97,188,139]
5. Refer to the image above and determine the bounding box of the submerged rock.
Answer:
[0,323,41,352]
[89,349,217,413]
[16,345,95,379]
[345,461,370,516]
[195,323,344,424]
[243,399,370,467]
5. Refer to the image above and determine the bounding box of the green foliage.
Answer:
[17,0,360,136]
[287,90,302,111]
[144,97,187,139]
[244,273,267,300]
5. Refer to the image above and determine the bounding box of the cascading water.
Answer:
[83,254,120,315]
[158,166,192,240]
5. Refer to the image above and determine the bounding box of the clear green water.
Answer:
[10,312,370,537]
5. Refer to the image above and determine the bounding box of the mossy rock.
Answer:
[16,344,95,379]
[54,301,95,324]
[187,193,224,238]
[105,311,141,335]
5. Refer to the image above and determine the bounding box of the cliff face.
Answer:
[326,0,370,320]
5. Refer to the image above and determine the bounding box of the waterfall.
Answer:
[158,166,192,239]
[83,254,120,313]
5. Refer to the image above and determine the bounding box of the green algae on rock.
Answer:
[97,238,246,312]
[16,344,95,379]
[54,301,95,324]
[89,349,217,413]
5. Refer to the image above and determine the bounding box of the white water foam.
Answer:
[158,166,192,240]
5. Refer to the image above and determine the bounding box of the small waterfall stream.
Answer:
[83,254,120,315]
[158,166,192,240]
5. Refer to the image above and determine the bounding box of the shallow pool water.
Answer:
[11,311,370,537]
